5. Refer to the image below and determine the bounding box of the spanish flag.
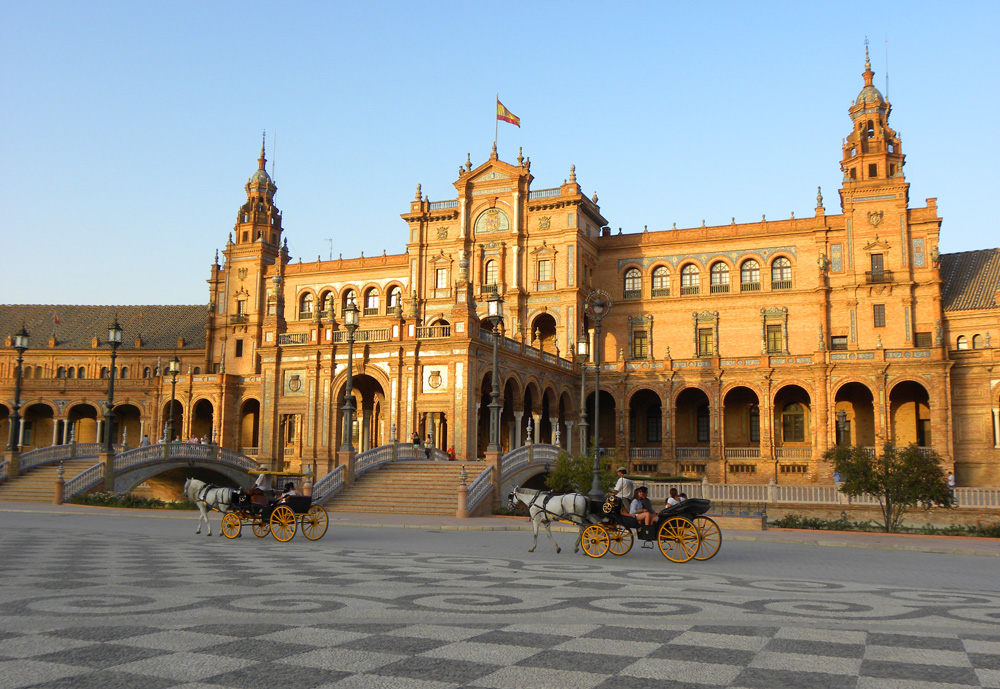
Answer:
[496,99,520,127]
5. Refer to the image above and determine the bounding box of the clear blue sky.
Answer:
[3,1,997,305]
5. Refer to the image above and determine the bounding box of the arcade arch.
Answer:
[834,382,875,447]
[889,381,931,447]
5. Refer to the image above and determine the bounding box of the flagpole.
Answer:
[494,94,499,151]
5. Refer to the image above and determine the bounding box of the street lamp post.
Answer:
[103,319,123,455]
[6,325,29,453]
[486,293,504,453]
[584,291,612,501]
[166,355,181,442]
[340,299,360,453]
[576,332,589,454]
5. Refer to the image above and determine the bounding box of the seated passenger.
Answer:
[281,481,298,498]
[666,487,680,508]
[678,492,688,502]
[629,486,656,526]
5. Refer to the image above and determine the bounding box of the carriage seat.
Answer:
[659,498,711,519]
[277,495,313,513]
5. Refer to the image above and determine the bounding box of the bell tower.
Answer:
[233,133,283,250]
[838,44,907,207]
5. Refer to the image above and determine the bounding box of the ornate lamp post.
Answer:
[576,332,590,454]
[584,290,612,501]
[103,319,123,454]
[166,355,181,442]
[340,298,360,453]
[6,325,29,452]
[486,292,504,453]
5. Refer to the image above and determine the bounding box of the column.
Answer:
[61,421,70,445]
[993,409,1000,448]
[513,411,523,448]
[52,421,60,446]
[433,413,442,451]
[473,403,481,458]
[361,407,372,452]
[96,420,103,445]
[549,417,559,447]
[566,420,574,453]
[531,413,541,444]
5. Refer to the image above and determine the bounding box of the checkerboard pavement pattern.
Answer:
[2,621,999,689]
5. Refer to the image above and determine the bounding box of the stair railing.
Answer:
[312,465,345,504]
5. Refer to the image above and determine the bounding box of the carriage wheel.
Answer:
[301,506,329,541]
[581,525,610,558]
[691,516,722,561]
[270,505,297,542]
[657,516,700,563]
[251,518,271,538]
[221,513,242,539]
[607,523,633,556]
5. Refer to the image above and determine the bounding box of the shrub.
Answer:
[68,492,197,510]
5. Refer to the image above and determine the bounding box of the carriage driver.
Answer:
[611,468,634,501]
[629,486,656,526]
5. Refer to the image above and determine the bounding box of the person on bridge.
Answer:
[140,435,151,447]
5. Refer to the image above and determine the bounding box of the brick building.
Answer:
[3,55,998,486]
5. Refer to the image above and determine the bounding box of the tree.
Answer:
[824,442,953,532]
[545,451,616,494]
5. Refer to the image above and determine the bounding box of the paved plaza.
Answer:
[1,504,999,688]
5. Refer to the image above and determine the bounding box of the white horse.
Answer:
[184,477,236,536]
[508,486,597,554]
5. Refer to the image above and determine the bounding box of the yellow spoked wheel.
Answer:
[221,513,242,539]
[301,505,329,541]
[269,505,297,542]
[581,524,610,558]
[251,518,271,538]
[692,516,722,561]
[657,516,700,563]
[607,523,634,556]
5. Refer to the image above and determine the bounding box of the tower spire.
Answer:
[863,38,874,86]
[258,130,267,170]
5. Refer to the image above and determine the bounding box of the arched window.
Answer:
[56,366,65,378]
[77,366,86,379]
[388,286,402,310]
[120,367,129,380]
[680,264,700,295]
[364,288,380,315]
[781,402,806,443]
[710,262,730,293]
[66,367,75,379]
[623,268,642,299]
[771,257,792,289]
[143,367,151,378]
[100,367,109,379]
[651,266,670,296]
[34,366,43,378]
[320,291,334,315]
[299,293,314,319]
[972,334,984,349]
[193,366,201,375]
[342,289,357,312]
[484,259,498,286]
[956,335,968,350]
[696,404,710,442]
[740,259,760,290]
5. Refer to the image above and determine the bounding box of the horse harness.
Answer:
[522,490,586,526]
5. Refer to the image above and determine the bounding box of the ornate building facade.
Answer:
[3,56,999,486]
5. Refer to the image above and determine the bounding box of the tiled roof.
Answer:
[940,249,1000,312]
[0,305,207,350]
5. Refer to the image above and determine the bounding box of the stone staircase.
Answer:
[323,461,479,516]
[0,459,100,502]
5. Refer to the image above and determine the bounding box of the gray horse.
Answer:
[184,477,235,536]
[508,486,597,554]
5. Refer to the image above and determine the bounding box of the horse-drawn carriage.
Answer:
[580,495,721,562]
[221,471,329,542]
[185,472,328,542]
[508,487,721,563]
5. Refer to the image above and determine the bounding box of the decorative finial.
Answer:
[227,232,232,244]
[592,191,598,203]
[491,141,497,159]
[701,219,706,227]
[790,211,795,219]
[415,184,421,201]
[863,37,875,86]
[466,153,472,171]
[762,214,766,222]
[644,225,648,233]
[816,186,824,208]
[672,222,676,230]
[569,164,576,184]
[517,147,523,165]
[214,249,219,265]
[731,217,735,225]
[257,130,267,170]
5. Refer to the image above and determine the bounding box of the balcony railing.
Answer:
[416,325,451,339]
[329,328,390,343]
[429,199,459,210]
[710,283,729,294]
[865,270,894,284]
[775,447,812,459]
[277,333,309,345]
[725,447,762,459]
[740,281,761,292]
[528,188,561,199]
[298,310,313,320]
[481,283,499,296]
[680,286,700,296]
[772,280,793,290]
[623,289,641,300]
[363,307,379,316]
[676,447,710,459]
[651,287,670,298]
[630,447,662,459]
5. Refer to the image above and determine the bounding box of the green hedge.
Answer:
[68,492,197,510]
[770,513,1000,538]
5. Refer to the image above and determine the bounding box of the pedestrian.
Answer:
[139,434,151,447]
[424,435,433,460]
[447,446,456,461]
[948,471,956,498]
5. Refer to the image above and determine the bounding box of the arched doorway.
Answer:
[21,403,55,449]
[68,404,98,444]
[501,378,520,451]
[629,389,662,465]
[530,313,558,353]
[773,384,812,458]
[192,399,214,442]
[163,400,183,442]
[335,374,386,452]
[239,399,260,453]
[723,386,760,453]
[0,405,9,449]
[890,381,931,447]
[584,389,617,455]
[834,382,876,448]
[675,388,711,449]
[540,387,558,444]
[113,404,142,447]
